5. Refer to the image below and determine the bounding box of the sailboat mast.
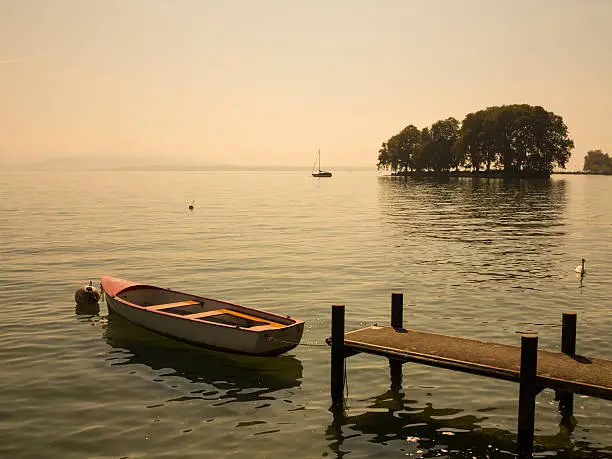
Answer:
[311,149,331,177]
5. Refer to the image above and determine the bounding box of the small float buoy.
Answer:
[75,280,101,305]
[188,200,195,210]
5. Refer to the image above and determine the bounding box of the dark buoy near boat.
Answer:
[75,280,101,305]
[188,200,195,210]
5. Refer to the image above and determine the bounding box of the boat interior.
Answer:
[116,288,290,330]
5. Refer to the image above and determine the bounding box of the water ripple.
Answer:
[1,171,611,458]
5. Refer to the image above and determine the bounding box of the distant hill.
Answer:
[2,156,374,172]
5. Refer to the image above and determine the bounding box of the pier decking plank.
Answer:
[344,326,612,401]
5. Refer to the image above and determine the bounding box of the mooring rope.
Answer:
[265,335,349,398]
[344,357,349,398]
[264,335,329,347]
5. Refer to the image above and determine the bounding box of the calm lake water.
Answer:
[1,170,611,458]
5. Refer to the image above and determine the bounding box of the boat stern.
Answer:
[255,321,305,355]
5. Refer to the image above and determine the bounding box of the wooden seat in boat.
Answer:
[186,309,225,319]
[147,300,200,311]
[248,324,284,331]
[187,308,284,329]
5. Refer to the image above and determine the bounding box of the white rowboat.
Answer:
[101,276,304,356]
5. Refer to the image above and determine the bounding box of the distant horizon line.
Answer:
[0,156,584,173]
[0,155,377,171]
[1,164,378,172]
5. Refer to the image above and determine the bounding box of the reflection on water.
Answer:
[4,171,612,459]
[378,176,567,243]
[74,302,100,316]
[102,313,303,404]
[327,384,609,459]
[377,177,568,288]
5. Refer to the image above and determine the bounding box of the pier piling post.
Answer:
[561,312,577,355]
[558,312,577,415]
[331,304,346,408]
[391,292,403,330]
[517,334,539,458]
[390,359,403,391]
[389,293,404,389]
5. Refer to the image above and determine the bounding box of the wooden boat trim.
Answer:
[112,295,296,332]
[101,276,301,323]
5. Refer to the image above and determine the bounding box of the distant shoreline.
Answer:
[389,170,612,179]
[386,170,612,178]
[552,170,612,175]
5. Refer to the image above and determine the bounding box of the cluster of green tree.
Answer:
[583,149,612,173]
[377,104,574,178]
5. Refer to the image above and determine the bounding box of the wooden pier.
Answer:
[328,293,612,457]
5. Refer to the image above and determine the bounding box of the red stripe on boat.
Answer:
[100,276,138,297]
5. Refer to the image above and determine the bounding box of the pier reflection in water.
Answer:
[327,381,609,458]
[102,313,303,405]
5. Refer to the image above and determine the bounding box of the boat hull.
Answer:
[101,276,304,356]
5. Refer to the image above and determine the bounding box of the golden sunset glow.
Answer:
[1,0,610,170]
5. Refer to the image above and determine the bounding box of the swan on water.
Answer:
[574,258,586,275]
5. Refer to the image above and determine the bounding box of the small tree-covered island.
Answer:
[377,104,577,178]
[584,149,612,173]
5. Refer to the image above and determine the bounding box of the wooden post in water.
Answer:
[517,334,539,458]
[331,304,346,408]
[561,312,577,355]
[390,359,403,392]
[558,312,577,415]
[391,292,404,329]
[389,293,404,390]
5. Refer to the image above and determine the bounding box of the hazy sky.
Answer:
[1,0,611,169]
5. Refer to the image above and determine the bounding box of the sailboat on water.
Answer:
[311,150,332,177]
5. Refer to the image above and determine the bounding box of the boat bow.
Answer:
[100,276,139,297]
